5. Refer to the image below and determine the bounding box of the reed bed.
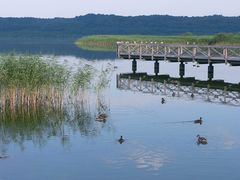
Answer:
[0,53,114,116]
[0,54,70,113]
[0,54,114,150]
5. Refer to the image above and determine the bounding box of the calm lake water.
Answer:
[0,43,240,180]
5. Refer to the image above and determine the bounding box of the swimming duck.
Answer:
[191,93,194,98]
[118,136,125,144]
[161,98,166,104]
[196,135,208,145]
[194,117,203,125]
[96,113,108,122]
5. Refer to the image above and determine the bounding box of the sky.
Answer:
[0,0,239,18]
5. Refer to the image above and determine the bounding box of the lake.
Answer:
[0,43,240,180]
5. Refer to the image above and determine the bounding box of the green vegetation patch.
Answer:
[0,54,114,115]
[76,33,240,52]
[0,54,115,148]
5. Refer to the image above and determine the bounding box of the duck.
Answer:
[194,117,203,125]
[118,136,125,144]
[96,113,108,122]
[191,93,194,98]
[161,98,166,104]
[196,135,208,145]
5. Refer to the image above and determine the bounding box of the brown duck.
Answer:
[96,113,108,122]
[197,135,208,145]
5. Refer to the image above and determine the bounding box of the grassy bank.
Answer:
[76,33,240,51]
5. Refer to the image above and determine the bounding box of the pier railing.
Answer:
[117,42,240,65]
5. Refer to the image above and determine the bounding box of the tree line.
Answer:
[0,14,240,42]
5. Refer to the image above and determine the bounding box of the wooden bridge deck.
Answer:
[117,42,240,65]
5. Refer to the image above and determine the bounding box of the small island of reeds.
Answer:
[76,33,240,52]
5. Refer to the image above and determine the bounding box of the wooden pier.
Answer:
[117,42,240,66]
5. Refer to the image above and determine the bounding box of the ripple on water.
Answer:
[105,143,170,172]
[128,147,169,171]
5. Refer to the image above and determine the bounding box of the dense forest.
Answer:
[0,14,240,43]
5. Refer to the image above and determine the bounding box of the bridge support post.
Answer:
[179,61,185,78]
[116,74,119,88]
[154,60,159,75]
[132,59,137,73]
[208,63,214,81]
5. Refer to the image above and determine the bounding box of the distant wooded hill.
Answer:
[0,14,240,42]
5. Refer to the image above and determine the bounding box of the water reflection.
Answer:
[0,42,115,59]
[129,147,168,171]
[117,72,240,106]
[0,105,65,153]
[106,144,169,171]
[0,93,112,153]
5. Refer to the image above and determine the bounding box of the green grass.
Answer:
[76,33,240,52]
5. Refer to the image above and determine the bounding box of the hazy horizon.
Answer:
[0,0,239,18]
[0,13,239,19]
